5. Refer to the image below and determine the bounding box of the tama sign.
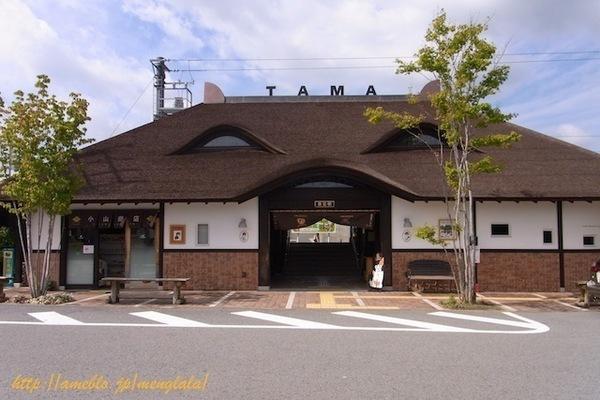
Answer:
[266,85,377,96]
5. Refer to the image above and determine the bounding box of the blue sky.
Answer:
[1,0,599,151]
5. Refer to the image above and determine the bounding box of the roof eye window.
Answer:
[363,123,446,153]
[202,135,254,148]
[172,124,286,155]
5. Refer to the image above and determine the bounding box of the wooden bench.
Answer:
[100,277,190,305]
[576,280,600,308]
[0,276,8,302]
[406,260,454,291]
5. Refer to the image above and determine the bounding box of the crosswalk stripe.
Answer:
[29,312,84,325]
[431,311,537,329]
[333,311,472,332]
[232,311,339,328]
[130,311,210,327]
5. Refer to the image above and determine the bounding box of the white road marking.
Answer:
[134,299,157,307]
[130,311,210,327]
[553,299,587,311]
[209,291,235,308]
[232,311,339,329]
[532,293,547,299]
[67,293,110,305]
[477,294,517,312]
[285,292,296,309]
[0,310,550,334]
[411,292,444,310]
[351,292,366,307]
[334,311,473,332]
[431,311,549,333]
[29,312,84,325]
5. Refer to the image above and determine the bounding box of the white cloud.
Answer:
[0,0,153,142]
[122,0,204,50]
[1,0,599,151]
[554,123,594,147]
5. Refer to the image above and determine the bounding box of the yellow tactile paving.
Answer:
[305,292,398,309]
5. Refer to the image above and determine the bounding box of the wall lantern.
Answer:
[402,218,412,242]
[238,218,249,243]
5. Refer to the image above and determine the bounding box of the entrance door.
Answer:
[66,229,95,286]
[129,226,157,278]
[258,175,392,289]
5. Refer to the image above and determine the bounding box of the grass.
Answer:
[440,294,498,310]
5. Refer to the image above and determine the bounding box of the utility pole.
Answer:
[151,57,169,120]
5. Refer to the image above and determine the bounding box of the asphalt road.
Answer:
[0,304,599,400]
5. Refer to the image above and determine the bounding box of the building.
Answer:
[19,81,600,293]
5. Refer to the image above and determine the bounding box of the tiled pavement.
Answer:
[2,287,588,311]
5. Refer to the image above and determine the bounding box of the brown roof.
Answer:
[75,98,600,202]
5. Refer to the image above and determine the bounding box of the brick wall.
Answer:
[564,251,600,292]
[163,251,258,290]
[477,252,560,292]
[393,250,562,292]
[391,251,455,291]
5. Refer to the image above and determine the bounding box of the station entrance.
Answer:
[257,170,392,289]
[269,211,380,289]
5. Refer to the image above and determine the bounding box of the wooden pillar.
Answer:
[124,221,131,278]
[557,201,565,289]
[59,216,68,288]
[158,203,165,280]
[258,195,270,288]
[380,194,392,287]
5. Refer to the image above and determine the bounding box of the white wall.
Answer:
[392,197,559,250]
[30,210,62,250]
[563,202,600,250]
[163,198,259,249]
[476,202,557,249]
[391,197,451,249]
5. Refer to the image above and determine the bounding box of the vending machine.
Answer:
[2,248,14,286]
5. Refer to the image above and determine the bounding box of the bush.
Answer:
[9,292,74,305]
[8,295,30,304]
[29,292,74,305]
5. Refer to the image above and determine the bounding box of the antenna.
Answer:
[150,57,193,120]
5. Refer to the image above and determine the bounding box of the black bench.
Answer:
[406,260,454,291]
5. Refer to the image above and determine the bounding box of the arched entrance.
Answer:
[257,170,392,289]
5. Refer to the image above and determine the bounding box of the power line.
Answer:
[168,57,600,72]
[166,50,600,62]
[110,79,153,137]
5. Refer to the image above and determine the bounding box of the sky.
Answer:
[1,0,599,151]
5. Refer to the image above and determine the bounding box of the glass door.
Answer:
[66,229,95,286]
[129,226,157,278]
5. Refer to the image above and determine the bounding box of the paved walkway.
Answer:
[2,287,587,312]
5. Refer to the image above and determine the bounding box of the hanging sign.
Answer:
[314,200,335,209]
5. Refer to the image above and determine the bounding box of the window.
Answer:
[543,230,553,244]
[366,123,446,153]
[583,235,595,246]
[491,224,510,236]
[172,124,286,155]
[197,224,209,245]
[203,135,253,148]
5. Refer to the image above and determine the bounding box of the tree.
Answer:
[365,11,520,304]
[0,75,91,297]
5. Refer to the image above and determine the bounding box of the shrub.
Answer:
[9,292,74,305]
[29,292,74,305]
